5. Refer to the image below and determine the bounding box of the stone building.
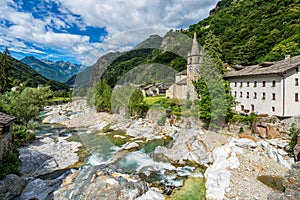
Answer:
[224,55,300,116]
[0,112,16,160]
[166,32,202,100]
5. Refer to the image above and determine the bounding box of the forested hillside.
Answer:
[0,53,68,90]
[187,0,300,65]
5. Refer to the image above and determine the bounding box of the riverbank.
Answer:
[1,99,298,200]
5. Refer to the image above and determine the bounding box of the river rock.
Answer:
[135,188,164,200]
[54,165,148,200]
[268,162,300,200]
[205,140,243,200]
[152,128,210,165]
[0,174,27,200]
[19,179,61,200]
[18,137,81,177]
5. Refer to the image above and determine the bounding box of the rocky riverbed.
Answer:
[1,99,299,200]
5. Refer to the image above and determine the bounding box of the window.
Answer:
[254,92,257,99]
[262,81,266,87]
[247,81,250,87]
[234,91,237,97]
[240,92,243,97]
[296,78,299,86]
[295,93,299,102]
[235,82,237,87]
[246,92,249,98]
[272,107,275,112]
[240,82,243,87]
[241,105,244,111]
[272,80,276,87]
[272,93,276,100]
[254,81,257,87]
[297,67,299,72]
[251,104,254,112]
[189,58,192,64]
[262,92,266,100]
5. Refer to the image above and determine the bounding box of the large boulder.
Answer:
[152,129,211,165]
[0,174,27,200]
[268,162,300,200]
[54,165,148,200]
[20,179,61,200]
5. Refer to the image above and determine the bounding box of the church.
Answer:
[166,32,202,100]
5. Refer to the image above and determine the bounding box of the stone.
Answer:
[54,165,148,200]
[123,142,139,150]
[255,125,267,139]
[0,174,27,200]
[135,188,164,200]
[20,179,60,200]
[267,125,277,139]
[294,133,300,162]
[268,162,300,200]
[18,137,81,177]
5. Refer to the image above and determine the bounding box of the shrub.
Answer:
[287,125,298,156]
[0,151,20,179]
[13,124,35,148]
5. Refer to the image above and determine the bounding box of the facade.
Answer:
[224,55,300,117]
[0,112,16,160]
[166,32,202,100]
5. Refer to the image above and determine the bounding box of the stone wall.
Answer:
[0,126,13,161]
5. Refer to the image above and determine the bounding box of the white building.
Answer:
[224,55,300,117]
[166,32,202,100]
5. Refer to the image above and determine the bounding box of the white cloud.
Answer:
[0,0,218,65]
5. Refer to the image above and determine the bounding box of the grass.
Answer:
[49,97,72,102]
[144,95,167,106]
[166,177,206,200]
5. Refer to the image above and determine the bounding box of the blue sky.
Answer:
[0,0,218,65]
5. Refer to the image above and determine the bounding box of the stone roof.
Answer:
[224,55,300,78]
[0,112,16,127]
[176,69,187,76]
[176,78,187,85]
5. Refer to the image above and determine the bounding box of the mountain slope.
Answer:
[0,54,68,90]
[21,56,86,83]
[187,0,300,65]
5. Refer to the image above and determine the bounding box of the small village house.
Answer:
[224,55,300,117]
[0,112,16,160]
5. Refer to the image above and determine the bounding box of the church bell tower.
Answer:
[187,32,202,81]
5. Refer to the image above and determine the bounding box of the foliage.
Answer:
[194,33,234,129]
[13,124,35,148]
[287,124,298,156]
[0,52,68,91]
[87,79,112,112]
[0,151,20,179]
[0,86,53,124]
[128,89,148,118]
[188,0,300,65]
[157,113,167,126]
[166,177,206,200]
[0,47,13,94]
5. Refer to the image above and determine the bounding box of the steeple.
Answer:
[190,32,200,55]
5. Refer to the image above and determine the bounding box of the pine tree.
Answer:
[87,79,112,112]
[0,47,13,94]
[194,32,234,130]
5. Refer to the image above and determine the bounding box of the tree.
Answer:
[0,47,13,94]
[87,79,112,112]
[194,32,234,130]
[0,86,53,124]
[128,89,148,118]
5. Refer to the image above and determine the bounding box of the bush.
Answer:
[13,124,35,148]
[87,79,112,112]
[129,89,149,118]
[0,151,20,179]
[287,125,298,156]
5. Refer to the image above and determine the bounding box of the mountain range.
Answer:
[21,56,86,83]
[0,53,68,90]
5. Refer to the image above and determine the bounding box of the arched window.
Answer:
[198,57,200,63]
[189,58,192,64]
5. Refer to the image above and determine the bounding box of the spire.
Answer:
[191,32,200,55]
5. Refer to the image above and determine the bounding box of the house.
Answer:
[0,112,16,160]
[166,32,202,100]
[224,55,300,117]
[140,83,169,97]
